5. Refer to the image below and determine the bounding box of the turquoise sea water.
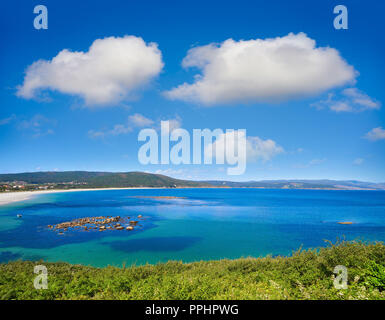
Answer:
[0,188,385,267]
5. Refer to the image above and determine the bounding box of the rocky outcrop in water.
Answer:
[48,215,145,234]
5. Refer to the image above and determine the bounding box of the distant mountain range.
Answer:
[0,171,384,190]
[204,179,385,190]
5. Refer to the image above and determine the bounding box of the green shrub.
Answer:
[1,241,385,300]
[365,261,385,291]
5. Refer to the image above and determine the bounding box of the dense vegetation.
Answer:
[1,241,385,300]
[0,171,209,189]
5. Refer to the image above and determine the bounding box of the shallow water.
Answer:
[0,188,384,267]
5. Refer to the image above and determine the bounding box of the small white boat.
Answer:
[17,214,22,218]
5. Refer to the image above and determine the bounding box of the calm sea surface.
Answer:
[0,188,384,267]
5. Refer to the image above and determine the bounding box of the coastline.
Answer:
[0,185,382,207]
[0,187,158,206]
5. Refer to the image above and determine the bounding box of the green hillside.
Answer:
[0,171,209,188]
[1,171,384,190]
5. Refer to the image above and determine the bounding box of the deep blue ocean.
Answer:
[0,188,384,267]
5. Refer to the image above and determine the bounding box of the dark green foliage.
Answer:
[1,241,385,300]
[0,171,209,188]
[365,261,385,291]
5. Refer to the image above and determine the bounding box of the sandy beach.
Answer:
[0,188,157,206]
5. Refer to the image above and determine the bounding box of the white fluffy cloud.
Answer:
[17,36,164,106]
[365,127,385,141]
[165,33,356,105]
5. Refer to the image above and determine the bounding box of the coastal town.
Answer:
[0,181,88,193]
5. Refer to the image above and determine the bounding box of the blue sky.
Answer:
[0,0,384,182]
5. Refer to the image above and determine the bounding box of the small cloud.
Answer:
[246,136,284,162]
[88,124,132,139]
[0,114,16,126]
[287,147,304,155]
[128,113,154,127]
[312,87,381,113]
[353,158,364,165]
[89,113,154,139]
[329,102,353,112]
[343,88,381,109]
[293,158,327,169]
[109,124,132,135]
[88,130,107,139]
[364,127,385,141]
[17,114,56,138]
[18,114,56,129]
[309,158,327,165]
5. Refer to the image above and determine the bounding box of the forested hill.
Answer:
[0,171,209,188]
[0,171,384,190]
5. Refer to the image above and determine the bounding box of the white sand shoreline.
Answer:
[0,187,161,206]
[1,186,378,206]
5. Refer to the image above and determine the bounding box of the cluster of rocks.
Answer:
[48,215,144,234]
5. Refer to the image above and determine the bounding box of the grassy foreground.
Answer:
[1,241,385,300]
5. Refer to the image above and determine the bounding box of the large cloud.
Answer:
[17,36,164,106]
[165,33,357,105]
